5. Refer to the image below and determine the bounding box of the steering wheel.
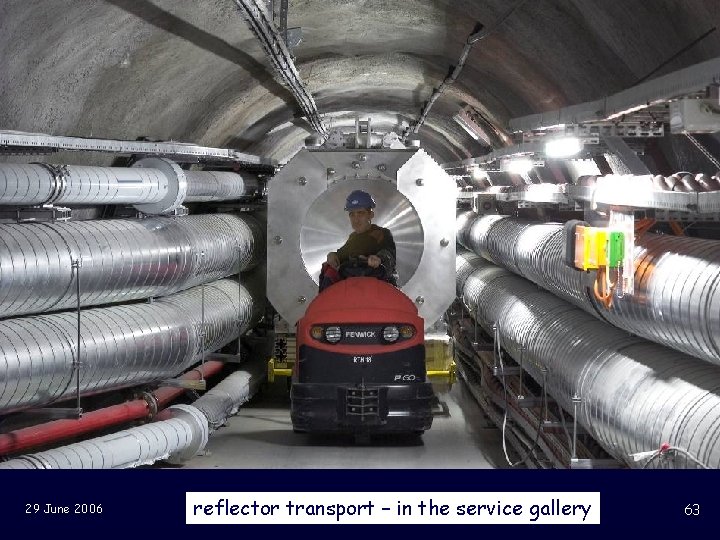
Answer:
[338,256,384,279]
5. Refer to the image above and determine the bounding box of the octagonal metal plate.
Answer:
[267,148,456,328]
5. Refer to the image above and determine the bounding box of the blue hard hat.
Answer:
[344,190,376,211]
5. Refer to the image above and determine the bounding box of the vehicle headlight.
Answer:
[310,326,324,340]
[325,326,342,343]
[399,325,415,339]
[382,326,400,343]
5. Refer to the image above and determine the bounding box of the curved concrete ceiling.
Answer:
[1,0,719,165]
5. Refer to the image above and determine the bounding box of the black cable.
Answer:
[635,27,716,85]
[404,0,529,138]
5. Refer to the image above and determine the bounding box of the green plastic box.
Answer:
[607,232,625,267]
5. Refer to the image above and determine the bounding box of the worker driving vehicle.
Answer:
[320,189,397,291]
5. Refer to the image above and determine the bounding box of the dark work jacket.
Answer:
[336,224,396,274]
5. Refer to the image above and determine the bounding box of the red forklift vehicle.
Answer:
[291,265,434,435]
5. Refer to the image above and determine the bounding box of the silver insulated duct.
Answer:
[0,213,263,319]
[459,255,720,469]
[184,171,259,202]
[0,160,259,214]
[0,278,261,414]
[457,212,720,365]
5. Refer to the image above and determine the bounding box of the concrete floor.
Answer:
[183,380,509,469]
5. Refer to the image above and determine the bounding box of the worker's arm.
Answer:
[375,228,396,271]
[326,251,340,268]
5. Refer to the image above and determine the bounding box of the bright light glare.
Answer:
[505,158,534,175]
[470,167,488,181]
[545,137,582,158]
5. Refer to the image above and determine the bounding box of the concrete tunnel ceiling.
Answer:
[1,0,720,165]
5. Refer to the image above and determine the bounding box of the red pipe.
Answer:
[0,361,224,456]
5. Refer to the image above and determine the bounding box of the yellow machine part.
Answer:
[574,226,608,271]
[267,358,293,383]
[425,338,456,386]
[268,335,295,383]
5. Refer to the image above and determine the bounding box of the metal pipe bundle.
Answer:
[0,213,263,318]
[457,213,720,365]
[0,404,208,469]
[0,278,261,414]
[0,362,265,468]
[459,213,592,311]
[458,253,720,468]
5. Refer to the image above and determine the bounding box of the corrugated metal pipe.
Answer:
[0,213,263,319]
[458,250,720,468]
[184,170,259,203]
[0,360,265,468]
[0,278,262,414]
[0,159,259,214]
[457,211,720,365]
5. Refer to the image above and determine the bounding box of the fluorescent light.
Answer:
[453,108,493,146]
[470,167,488,181]
[504,158,533,175]
[545,136,582,158]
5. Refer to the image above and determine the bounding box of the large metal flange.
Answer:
[131,157,187,214]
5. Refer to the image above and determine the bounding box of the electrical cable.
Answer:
[403,0,529,139]
[641,445,708,469]
[495,324,544,467]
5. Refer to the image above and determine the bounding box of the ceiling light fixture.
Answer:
[545,136,583,158]
[503,157,534,175]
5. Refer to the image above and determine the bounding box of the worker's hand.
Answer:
[367,254,381,268]
[326,252,340,268]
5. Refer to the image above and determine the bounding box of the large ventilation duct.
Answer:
[459,254,720,469]
[0,159,259,214]
[0,278,261,414]
[458,212,720,365]
[0,213,263,319]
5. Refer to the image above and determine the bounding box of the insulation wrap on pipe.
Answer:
[0,213,263,318]
[0,278,261,413]
[191,359,265,430]
[457,252,720,469]
[457,212,720,365]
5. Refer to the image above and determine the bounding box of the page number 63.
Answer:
[684,504,700,516]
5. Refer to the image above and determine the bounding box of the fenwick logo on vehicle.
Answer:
[345,330,376,338]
